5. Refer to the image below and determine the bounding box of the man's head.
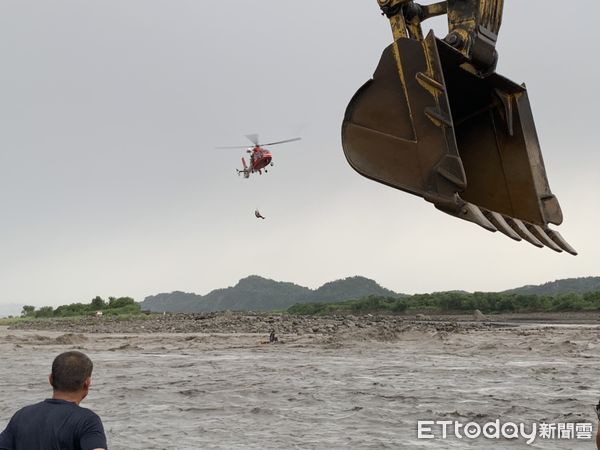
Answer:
[49,351,93,394]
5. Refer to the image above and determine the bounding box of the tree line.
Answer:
[287,291,600,315]
[21,296,140,318]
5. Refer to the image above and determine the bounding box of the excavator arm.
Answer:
[342,0,576,254]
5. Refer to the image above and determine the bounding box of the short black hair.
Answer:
[51,351,93,392]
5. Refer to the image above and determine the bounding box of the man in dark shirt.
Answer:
[0,351,107,450]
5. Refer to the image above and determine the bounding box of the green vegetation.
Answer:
[287,291,600,315]
[0,316,27,326]
[288,296,407,315]
[20,296,140,319]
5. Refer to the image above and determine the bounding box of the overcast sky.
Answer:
[0,1,599,309]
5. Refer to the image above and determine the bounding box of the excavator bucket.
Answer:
[342,1,575,254]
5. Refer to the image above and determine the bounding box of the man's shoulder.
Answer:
[50,400,102,423]
[75,405,103,422]
[14,400,100,421]
[16,400,104,431]
[13,400,49,416]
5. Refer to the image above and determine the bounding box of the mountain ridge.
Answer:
[140,275,600,313]
[141,275,401,313]
[502,276,600,296]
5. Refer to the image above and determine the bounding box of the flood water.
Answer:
[1,325,599,449]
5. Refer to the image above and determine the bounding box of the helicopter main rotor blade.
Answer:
[245,134,260,146]
[261,137,302,146]
[215,145,252,149]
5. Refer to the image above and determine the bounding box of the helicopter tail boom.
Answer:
[237,157,250,178]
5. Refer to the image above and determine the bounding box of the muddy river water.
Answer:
[1,323,599,449]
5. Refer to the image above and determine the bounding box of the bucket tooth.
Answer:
[527,225,563,253]
[459,202,497,232]
[424,107,452,127]
[505,218,543,248]
[434,198,497,232]
[416,72,445,94]
[483,211,521,241]
[546,229,578,256]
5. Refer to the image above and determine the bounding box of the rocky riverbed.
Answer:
[7,311,478,335]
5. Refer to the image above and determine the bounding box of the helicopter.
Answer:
[218,134,301,178]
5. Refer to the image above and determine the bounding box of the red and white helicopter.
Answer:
[218,134,301,178]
